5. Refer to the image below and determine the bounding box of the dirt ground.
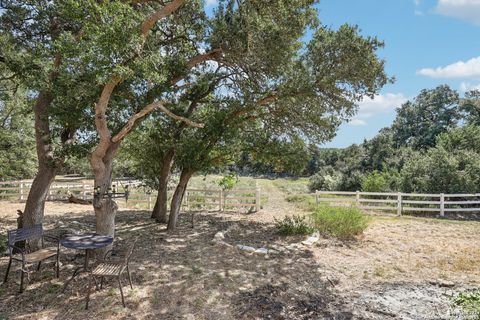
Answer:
[0,184,479,319]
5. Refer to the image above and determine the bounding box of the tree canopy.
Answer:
[391,85,460,150]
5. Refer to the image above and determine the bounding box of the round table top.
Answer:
[60,233,113,250]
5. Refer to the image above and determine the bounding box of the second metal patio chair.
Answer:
[85,238,138,309]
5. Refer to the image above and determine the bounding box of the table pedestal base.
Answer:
[62,249,91,293]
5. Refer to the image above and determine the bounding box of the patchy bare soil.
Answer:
[0,184,479,320]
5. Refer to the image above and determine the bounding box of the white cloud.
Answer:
[435,0,480,25]
[416,56,480,79]
[349,119,367,126]
[205,0,218,7]
[460,82,480,92]
[349,93,408,126]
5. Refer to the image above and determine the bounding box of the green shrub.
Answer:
[275,215,314,236]
[218,172,238,190]
[311,205,370,240]
[361,171,389,192]
[452,290,480,315]
[338,170,364,192]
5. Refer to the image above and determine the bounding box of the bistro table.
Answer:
[61,233,113,292]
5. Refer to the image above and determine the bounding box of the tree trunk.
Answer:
[94,198,118,237]
[167,168,193,231]
[22,164,57,227]
[91,143,120,256]
[151,149,175,223]
[21,91,57,250]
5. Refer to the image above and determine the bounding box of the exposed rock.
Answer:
[302,233,320,246]
[213,232,225,242]
[429,279,455,288]
[254,248,269,254]
[237,245,256,253]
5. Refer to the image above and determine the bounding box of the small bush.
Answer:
[311,205,370,240]
[275,215,314,236]
[218,172,238,190]
[452,290,480,315]
[362,170,400,192]
[361,171,389,192]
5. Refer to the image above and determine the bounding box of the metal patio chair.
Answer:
[85,237,138,309]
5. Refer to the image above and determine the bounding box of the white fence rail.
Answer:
[0,180,261,212]
[315,190,480,216]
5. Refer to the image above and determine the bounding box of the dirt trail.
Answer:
[252,179,303,223]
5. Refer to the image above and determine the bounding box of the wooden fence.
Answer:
[315,190,480,216]
[0,180,261,212]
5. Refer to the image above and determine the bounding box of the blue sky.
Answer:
[318,0,480,147]
[205,0,480,148]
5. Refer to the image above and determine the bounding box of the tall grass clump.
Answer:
[311,205,370,240]
[275,215,314,236]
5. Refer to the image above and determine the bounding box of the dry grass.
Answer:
[0,180,479,319]
[311,215,480,290]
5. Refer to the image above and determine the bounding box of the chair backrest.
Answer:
[7,224,43,247]
[124,237,139,264]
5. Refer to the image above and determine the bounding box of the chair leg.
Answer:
[92,276,99,290]
[118,277,126,307]
[37,261,42,271]
[100,276,104,289]
[19,263,25,293]
[3,257,12,283]
[56,254,60,278]
[86,277,92,310]
[126,266,133,289]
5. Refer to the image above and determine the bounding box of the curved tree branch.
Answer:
[141,0,185,36]
[112,101,204,143]
[168,48,223,85]
[93,0,186,154]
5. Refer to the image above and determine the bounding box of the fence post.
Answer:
[397,192,402,216]
[440,193,445,217]
[355,191,360,207]
[204,187,207,209]
[255,188,261,212]
[82,182,87,200]
[219,189,223,211]
[315,190,319,205]
[19,182,24,201]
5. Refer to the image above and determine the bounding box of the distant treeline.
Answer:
[307,85,480,193]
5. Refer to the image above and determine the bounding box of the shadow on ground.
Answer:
[0,208,357,320]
